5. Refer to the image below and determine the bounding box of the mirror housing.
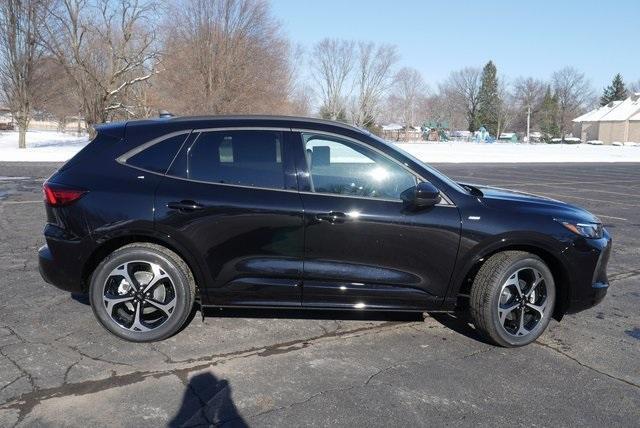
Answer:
[401,182,442,208]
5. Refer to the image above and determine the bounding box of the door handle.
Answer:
[315,211,347,224]
[167,200,204,212]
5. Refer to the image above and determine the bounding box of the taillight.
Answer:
[43,183,87,206]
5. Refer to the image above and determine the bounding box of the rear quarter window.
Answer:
[125,133,190,174]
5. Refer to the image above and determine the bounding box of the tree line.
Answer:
[1,0,639,148]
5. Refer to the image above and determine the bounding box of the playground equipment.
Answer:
[422,120,449,141]
[474,126,494,143]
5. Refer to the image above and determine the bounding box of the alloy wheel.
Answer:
[497,267,549,337]
[102,260,177,332]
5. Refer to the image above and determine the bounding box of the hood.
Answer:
[464,183,601,224]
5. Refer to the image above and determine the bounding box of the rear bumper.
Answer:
[564,232,612,314]
[38,223,88,293]
[38,244,84,292]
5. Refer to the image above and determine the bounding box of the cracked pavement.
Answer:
[0,162,639,426]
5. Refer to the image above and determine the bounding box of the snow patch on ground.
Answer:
[0,131,89,162]
[395,141,640,163]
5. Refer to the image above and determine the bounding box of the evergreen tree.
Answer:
[539,86,559,141]
[477,61,500,136]
[600,73,628,106]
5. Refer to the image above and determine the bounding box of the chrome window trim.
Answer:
[116,125,455,206]
[116,130,192,164]
[292,128,454,206]
[162,172,300,193]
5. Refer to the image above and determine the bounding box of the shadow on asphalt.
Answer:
[69,293,490,343]
[168,372,248,427]
[202,306,424,322]
[428,311,491,344]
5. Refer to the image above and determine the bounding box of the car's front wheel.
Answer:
[469,251,555,347]
[89,243,196,342]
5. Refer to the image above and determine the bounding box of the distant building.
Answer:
[0,106,13,130]
[573,93,640,144]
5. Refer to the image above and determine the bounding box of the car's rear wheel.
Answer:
[89,243,196,342]
[469,251,555,347]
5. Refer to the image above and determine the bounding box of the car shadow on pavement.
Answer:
[70,292,90,305]
[202,306,424,322]
[427,311,491,344]
[69,293,487,343]
[169,372,248,427]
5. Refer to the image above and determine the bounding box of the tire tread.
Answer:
[470,250,542,347]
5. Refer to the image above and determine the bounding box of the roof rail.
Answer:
[158,110,175,119]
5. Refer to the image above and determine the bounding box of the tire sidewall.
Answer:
[489,256,556,347]
[89,246,192,342]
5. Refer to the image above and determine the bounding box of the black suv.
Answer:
[39,116,611,346]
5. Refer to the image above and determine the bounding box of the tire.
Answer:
[469,251,555,347]
[89,243,196,342]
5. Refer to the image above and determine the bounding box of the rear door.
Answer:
[154,128,305,307]
[294,131,461,310]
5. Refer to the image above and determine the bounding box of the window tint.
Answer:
[187,130,285,189]
[303,133,417,200]
[127,133,189,174]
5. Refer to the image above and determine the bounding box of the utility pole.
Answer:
[526,106,531,143]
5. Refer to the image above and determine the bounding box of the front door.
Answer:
[294,131,461,310]
[154,129,304,307]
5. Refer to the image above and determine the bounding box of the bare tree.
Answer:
[311,38,355,121]
[350,42,397,127]
[552,67,594,139]
[388,67,428,128]
[42,0,159,131]
[32,56,82,131]
[439,67,482,132]
[157,0,292,116]
[631,79,640,93]
[0,0,47,148]
[512,77,545,132]
[495,80,517,139]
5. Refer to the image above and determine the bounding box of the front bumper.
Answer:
[564,232,612,314]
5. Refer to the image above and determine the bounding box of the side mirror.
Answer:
[401,182,442,208]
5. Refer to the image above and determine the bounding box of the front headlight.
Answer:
[557,220,603,239]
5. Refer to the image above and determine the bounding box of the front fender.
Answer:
[445,231,573,303]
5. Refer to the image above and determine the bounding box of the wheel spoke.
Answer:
[119,262,140,292]
[499,302,519,325]
[145,297,176,317]
[516,308,529,336]
[526,273,544,298]
[526,301,547,317]
[143,263,170,293]
[504,271,523,297]
[104,294,133,313]
[130,301,150,332]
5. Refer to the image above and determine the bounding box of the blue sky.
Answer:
[271,0,640,91]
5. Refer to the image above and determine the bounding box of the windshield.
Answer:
[368,133,469,194]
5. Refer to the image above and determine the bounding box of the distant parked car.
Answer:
[39,116,612,346]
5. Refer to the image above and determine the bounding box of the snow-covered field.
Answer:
[396,141,640,163]
[0,131,88,162]
[1,131,640,163]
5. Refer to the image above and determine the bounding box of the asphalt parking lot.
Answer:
[0,161,639,427]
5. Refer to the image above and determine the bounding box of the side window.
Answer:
[126,133,189,174]
[187,130,285,189]
[303,133,417,200]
